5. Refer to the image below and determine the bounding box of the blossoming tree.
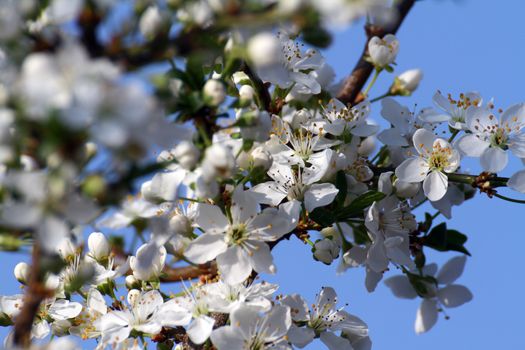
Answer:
[0,0,524,349]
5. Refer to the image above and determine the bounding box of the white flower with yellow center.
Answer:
[69,288,107,340]
[184,186,300,285]
[250,162,339,212]
[280,287,369,349]
[210,304,292,350]
[308,98,378,138]
[395,129,460,201]
[456,103,525,173]
[420,91,482,130]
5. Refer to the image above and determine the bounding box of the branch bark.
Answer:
[336,0,416,105]
[13,246,52,347]
[161,262,217,282]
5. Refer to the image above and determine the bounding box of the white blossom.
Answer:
[210,304,292,350]
[396,129,460,201]
[456,103,525,172]
[184,186,299,284]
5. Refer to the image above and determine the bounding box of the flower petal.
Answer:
[320,332,353,350]
[456,134,489,157]
[508,169,525,193]
[250,181,287,206]
[48,300,83,320]
[246,240,275,275]
[480,147,508,173]
[414,299,438,334]
[184,234,228,264]
[413,128,437,156]
[187,315,215,344]
[287,324,315,348]
[261,305,291,342]
[437,285,473,308]
[210,325,245,350]
[395,157,429,183]
[194,203,229,231]
[216,245,252,285]
[231,186,259,224]
[423,170,448,201]
[303,149,333,185]
[500,102,525,126]
[280,294,309,322]
[436,255,467,285]
[384,275,418,299]
[304,183,339,212]
[378,128,409,147]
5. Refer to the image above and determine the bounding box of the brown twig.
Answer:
[336,0,416,105]
[242,63,272,112]
[13,246,52,347]
[161,262,218,282]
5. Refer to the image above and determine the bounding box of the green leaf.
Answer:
[302,26,333,48]
[351,224,371,245]
[309,207,336,227]
[414,250,426,269]
[406,271,438,297]
[423,223,471,256]
[334,170,347,206]
[185,56,205,89]
[336,191,386,219]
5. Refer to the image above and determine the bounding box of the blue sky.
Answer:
[1,0,525,349]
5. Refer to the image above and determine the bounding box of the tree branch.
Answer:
[13,246,52,347]
[161,262,217,282]
[336,0,416,105]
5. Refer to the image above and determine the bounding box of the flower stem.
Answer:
[196,123,212,147]
[178,196,202,203]
[448,129,460,142]
[362,69,381,98]
[305,238,315,247]
[493,193,525,204]
[370,92,391,103]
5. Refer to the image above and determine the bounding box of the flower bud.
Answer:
[289,109,313,130]
[45,274,60,290]
[169,78,183,98]
[203,79,226,106]
[130,243,166,281]
[20,155,37,171]
[84,142,98,161]
[250,146,272,170]
[172,141,200,170]
[139,6,164,39]
[57,239,77,260]
[232,72,250,85]
[14,262,30,284]
[368,34,399,69]
[358,136,377,157]
[313,239,340,265]
[202,144,236,180]
[140,180,155,202]
[394,179,420,198]
[87,232,110,261]
[169,214,193,236]
[390,69,423,96]
[320,226,338,239]
[127,289,141,308]
[239,84,255,102]
[247,33,281,67]
[125,275,140,290]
